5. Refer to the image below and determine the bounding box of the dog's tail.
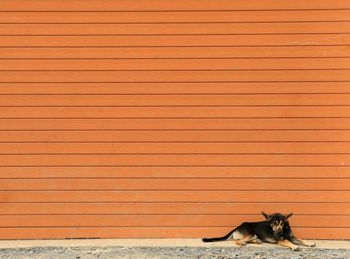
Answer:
[202,230,234,242]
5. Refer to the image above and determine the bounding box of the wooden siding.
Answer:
[0,0,349,240]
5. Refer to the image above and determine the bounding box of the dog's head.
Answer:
[261,212,293,237]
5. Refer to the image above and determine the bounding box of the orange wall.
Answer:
[0,0,349,239]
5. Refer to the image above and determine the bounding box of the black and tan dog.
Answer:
[202,212,316,251]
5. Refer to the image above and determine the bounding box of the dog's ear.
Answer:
[261,211,270,220]
[284,213,293,220]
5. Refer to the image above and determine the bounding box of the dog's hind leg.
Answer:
[249,237,262,244]
[235,234,258,246]
[289,237,316,247]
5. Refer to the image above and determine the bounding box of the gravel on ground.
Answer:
[0,246,348,259]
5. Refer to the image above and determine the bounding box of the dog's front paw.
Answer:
[291,245,300,251]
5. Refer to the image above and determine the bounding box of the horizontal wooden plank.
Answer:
[0,215,347,227]
[1,95,350,106]
[2,70,350,82]
[2,0,350,11]
[0,154,349,166]
[1,46,349,59]
[0,202,348,215]
[0,190,348,202]
[1,130,350,142]
[2,10,350,23]
[0,226,345,239]
[0,82,350,95]
[0,118,349,130]
[3,58,350,71]
[1,34,349,47]
[2,106,350,118]
[2,22,350,35]
[3,142,350,154]
[0,178,348,191]
[0,167,348,179]
[2,82,350,95]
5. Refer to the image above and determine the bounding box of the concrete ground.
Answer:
[0,239,348,259]
[0,238,348,249]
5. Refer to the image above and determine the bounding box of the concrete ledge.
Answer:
[0,239,348,250]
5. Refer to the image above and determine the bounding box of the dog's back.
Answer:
[202,221,272,243]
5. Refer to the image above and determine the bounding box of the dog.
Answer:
[202,212,316,251]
